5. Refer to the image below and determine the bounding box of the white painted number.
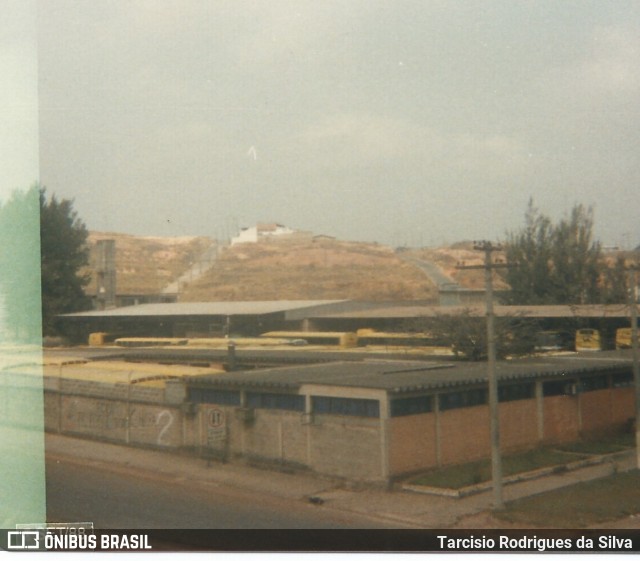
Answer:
[156,410,174,446]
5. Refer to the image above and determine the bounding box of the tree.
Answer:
[406,310,539,361]
[39,187,92,335]
[503,200,607,305]
[602,255,628,305]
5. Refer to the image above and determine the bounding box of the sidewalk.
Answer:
[45,433,637,529]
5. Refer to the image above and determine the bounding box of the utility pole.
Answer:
[457,241,507,509]
[627,265,640,468]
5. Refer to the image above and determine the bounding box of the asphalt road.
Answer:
[45,457,393,530]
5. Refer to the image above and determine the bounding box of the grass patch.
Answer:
[496,470,640,528]
[409,448,588,489]
[555,434,633,456]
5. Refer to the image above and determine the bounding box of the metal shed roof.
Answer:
[61,300,349,318]
[187,354,632,394]
[305,304,635,319]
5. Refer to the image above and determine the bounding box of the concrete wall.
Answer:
[44,376,193,450]
[197,403,384,481]
[41,370,636,484]
[307,415,382,481]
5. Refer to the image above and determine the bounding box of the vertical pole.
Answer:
[482,242,503,509]
[58,365,63,434]
[126,370,132,444]
[435,394,442,467]
[629,269,640,469]
[379,393,390,484]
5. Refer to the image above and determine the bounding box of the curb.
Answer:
[402,449,633,498]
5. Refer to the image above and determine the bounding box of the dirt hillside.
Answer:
[84,232,214,295]
[180,237,439,301]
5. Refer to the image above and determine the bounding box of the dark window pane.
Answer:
[612,371,633,388]
[189,388,240,405]
[246,392,305,411]
[390,396,433,417]
[543,380,578,397]
[498,383,535,402]
[580,375,609,392]
[439,389,487,411]
[312,396,380,418]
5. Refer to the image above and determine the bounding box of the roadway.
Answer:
[46,456,397,530]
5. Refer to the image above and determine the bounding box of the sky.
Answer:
[1,1,38,201]
[29,1,640,247]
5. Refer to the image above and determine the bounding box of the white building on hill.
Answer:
[231,223,296,245]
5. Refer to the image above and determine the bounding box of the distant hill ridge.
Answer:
[84,231,507,302]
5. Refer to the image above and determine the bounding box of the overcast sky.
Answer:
[32,1,640,247]
[1,1,38,202]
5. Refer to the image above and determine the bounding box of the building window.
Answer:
[189,388,241,405]
[390,396,433,417]
[439,388,487,411]
[543,379,578,397]
[312,396,380,418]
[498,382,535,402]
[612,371,633,388]
[246,392,305,412]
[579,374,609,392]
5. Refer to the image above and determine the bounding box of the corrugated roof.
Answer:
[307,304,635,319]
[62,300,349,318]
[41,360,224,387]
[187,354,632,394]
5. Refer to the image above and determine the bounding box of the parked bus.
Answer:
[615,327,638,350]
[259,331,358,348]
[575,328,602,351]
[355,329,449,350]
[534,331,574,352]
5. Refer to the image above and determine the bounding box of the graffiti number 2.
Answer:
[156,410,174,446]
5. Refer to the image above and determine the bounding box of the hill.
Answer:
[403,242,510,290]
[179,237,438,301]
[85,232,215,295]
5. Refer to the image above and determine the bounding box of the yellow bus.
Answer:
[355,329,449,350]
[575,329,602,352]
[259,331,358,348]
[615,328,638,350]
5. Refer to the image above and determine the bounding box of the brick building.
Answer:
[186,355,636,484]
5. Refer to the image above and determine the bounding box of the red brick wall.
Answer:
[499,399,538,451]
[610,387,635,428]
[440,406,490,465]
[580,389,612,434]
[389,413,437,475]
[543,395,580,443]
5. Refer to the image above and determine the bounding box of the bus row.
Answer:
[104,327,637,352]
[543,328,638,352]
[108,330,450,351]
[262,328,639,352]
